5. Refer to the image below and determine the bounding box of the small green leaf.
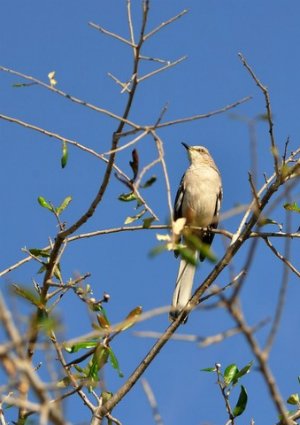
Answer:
[118,192,137,202]
[97,314,110,331]
[101,391,113,403]
[108,347,124,378]
[287,393,300,405]
[38,196,53,211]
[12,284,40,307]
[176,246,197,266]
[12,82,36,88]
[149,244,168,257]
[124,209,146,225]
[118,306,142,332]
[37,263,48,274]
[224,364,239,386]
[184,233,217,262]
[88,344,109,383]
[143,217,155,228]
[61,140,68,168]
[29,248,50,258]
[233,385,248,417]
[256,113,269,121]
[258,217,278,227]
[200,367,216,372]
[140,176,157,188]
[56,196,72,216]
[64,341,98,353]
[233,361,253,384]
[284,202,300,213]
[53,263,62,281]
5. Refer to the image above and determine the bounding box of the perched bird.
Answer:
[170,143,222,321]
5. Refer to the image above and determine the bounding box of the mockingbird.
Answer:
[170,143,222,321]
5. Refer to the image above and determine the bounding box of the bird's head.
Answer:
[182,142,211,164]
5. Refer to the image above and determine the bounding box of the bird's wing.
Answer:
[174,173,185,220]
[200,187,223,261]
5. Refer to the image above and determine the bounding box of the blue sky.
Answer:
[1,1,300,424]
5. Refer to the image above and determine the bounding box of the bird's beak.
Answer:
[182,142,190,151]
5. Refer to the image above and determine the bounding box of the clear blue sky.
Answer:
[1,1,300,424]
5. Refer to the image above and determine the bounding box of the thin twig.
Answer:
[107,72,131,93]
[151,131,173,220]
[127,0,135,47]
[103,130,149,155]
[262,238,300,278]
[223,300,293,425]
[141,379,164,425]
[137,56,187,83]
[215,363,235,425]
[263,210,292,357]
[88,22,135,47]
[238,53,280,177]
[156,96,251,128]
[144,9,188,40]
[0,66,140,129]
[134,319,268,347]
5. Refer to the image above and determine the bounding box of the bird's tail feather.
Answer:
[169,253,197,321]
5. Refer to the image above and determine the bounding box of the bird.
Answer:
[169,143,222,321]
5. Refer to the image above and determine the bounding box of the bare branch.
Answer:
[137,56,187,83]
[88,21,135,47]
[238,53,280,176]
[151,131,173,220]
[141,379,164,425]
[127,0,135,47]
[144,9,188,41]
[0,66,140,129]
[156,96,252,128]
[263,237,300,278]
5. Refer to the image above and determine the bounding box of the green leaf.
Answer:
[101,391,113,403]
[53,263,62,281]
[287,393,300,405]
[118,192,137,202]
[233,361,253,384]
[88,344,109,382]
[233,385,248,417]
[149,244,168,257]
[12,284,40,307]
[140,176,157,188]
[37,196,53,211]
[61,140,68,168]
[143,217,155,228]
[224,364,239,386]
[176,246,197,266]
[12,82,36,88]
[96,314,110,331]
[124,209,146,225]
[284,202,300,213]
[258,217,279,227]
[200,367,216,372]
[108,347,124,378]
[256,113,269,121]
[117,306,142,332]
[37,263,48,274]
[29,248,50,258]
[64,341,98,353]
[56,196,72,216]
[184,233,217,262]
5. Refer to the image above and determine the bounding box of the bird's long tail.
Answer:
[169,252,197,321]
